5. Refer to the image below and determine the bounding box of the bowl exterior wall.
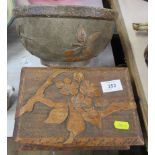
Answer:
[16,17,114,62]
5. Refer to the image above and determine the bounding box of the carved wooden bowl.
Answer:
[14,5,116,65]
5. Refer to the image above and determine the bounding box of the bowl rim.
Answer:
[13,5,117,20]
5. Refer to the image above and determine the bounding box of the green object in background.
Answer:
[7,0,15,27]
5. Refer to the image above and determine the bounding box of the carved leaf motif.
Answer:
[73,72,84,82]
[64,132,74,144]
[78,108,102,128]
[64,50,74,57]
[64,103,85,144]
[77,25,87,43]
[87,32,102,46]
[45,103,68,124]
[80,81,87,95]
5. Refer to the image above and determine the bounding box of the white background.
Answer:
[0,0,7,153]
[0,0,154,154]
[148,0,155,154]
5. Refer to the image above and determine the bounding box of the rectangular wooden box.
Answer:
[14,67,144,150]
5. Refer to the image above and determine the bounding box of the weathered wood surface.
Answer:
[109,0,148,134]
[8,138,120,155]
[14,67,144,150]
[8,137,147,155]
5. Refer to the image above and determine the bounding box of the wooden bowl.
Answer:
[14,5,116,65]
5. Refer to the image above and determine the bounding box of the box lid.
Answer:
[14,67,144,150]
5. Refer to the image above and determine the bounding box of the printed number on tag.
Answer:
[101,80,123,93]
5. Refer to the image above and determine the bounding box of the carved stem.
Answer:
[18,96,66,117]
[36,70,65,96]
[37,97,57,108]
[100,102,136,118]
[18,70,65,117]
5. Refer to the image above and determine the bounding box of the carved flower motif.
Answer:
[80,80,101,97]
[53,73,103,144]
[71,93,92,107]
[55,78,78,96]
[77,25,87,43]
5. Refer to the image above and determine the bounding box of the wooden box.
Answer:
[14,67,144,150]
